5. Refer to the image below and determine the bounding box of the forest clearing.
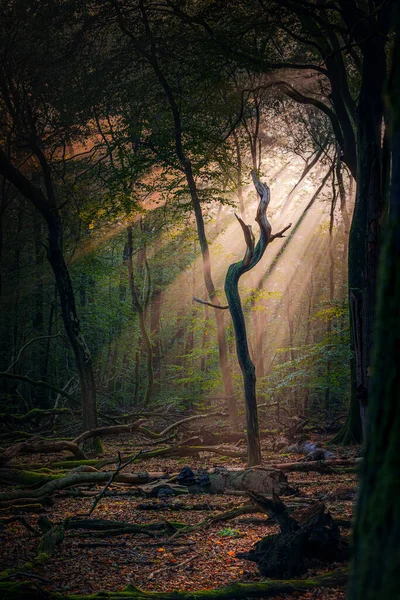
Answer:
[0,1,399,599]
[0,409,356,599]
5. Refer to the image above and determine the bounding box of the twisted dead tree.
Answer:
[225,171,291,466]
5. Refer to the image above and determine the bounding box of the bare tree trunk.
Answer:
[126,226,153,405]
[224,171,291,466]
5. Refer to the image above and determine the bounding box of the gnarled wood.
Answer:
[225,170,291,466]
[239,494,347,578]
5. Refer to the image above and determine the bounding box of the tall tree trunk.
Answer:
[224,171,291,466]
[348,36,386,434]
[325,171,336,413]
[150,286,162,382]
[349,14,400,596]
[124,1,238,428]
[46,211,97,432]
[183,161,238,429]
[126,226,153,405]
[0,148,98,434]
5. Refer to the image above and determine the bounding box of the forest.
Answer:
[0,1,399,598]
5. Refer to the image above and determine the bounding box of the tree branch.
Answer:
[193,297,229,310]
[270,224,292,241]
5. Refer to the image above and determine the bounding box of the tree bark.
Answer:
[225,171,291,466]
[349,10,400,597]
[0,148,98,434]
[127,226,154,405]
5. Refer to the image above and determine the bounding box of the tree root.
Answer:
[239,492,348,578]
[0,568,348,599]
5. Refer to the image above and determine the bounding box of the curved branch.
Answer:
[193,297,229,310]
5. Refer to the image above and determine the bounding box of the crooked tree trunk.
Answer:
[225,171,291,466]
[349,13,400,598]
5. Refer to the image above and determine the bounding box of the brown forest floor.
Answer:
[0,422,357,600]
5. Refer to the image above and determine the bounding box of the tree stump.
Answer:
[237,492,348,578]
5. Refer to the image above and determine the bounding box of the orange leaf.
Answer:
[157,547,165,552]
[227,551,235,556]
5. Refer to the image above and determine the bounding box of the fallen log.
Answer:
[172,466,294,496]
[136,501,235,511]
[0,466,292,500]
[67,518,182,538]
[270,458,360,473]
[0,568,348,599]
[0,470,161,501]
[0,496,53,508]
[12,443,246,471]
[0,440,86,465]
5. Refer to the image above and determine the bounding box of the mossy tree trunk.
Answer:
[225,171,291,466]
[349,10,400,599]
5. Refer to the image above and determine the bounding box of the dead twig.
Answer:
[88,450,142,516]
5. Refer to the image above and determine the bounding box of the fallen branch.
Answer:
[0,572,51,584]
[0,440,86,465]
[0,469,160,501]
[67,518,180,538]
[171,503,262,539]
[89,444,246,468]
[0,515,40,536]
[0,568,349,599]
[193,297,229,309]
[88,450,142,516]
[154,412,221,438]
[270,459,360,473]
[73,421,146,445]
